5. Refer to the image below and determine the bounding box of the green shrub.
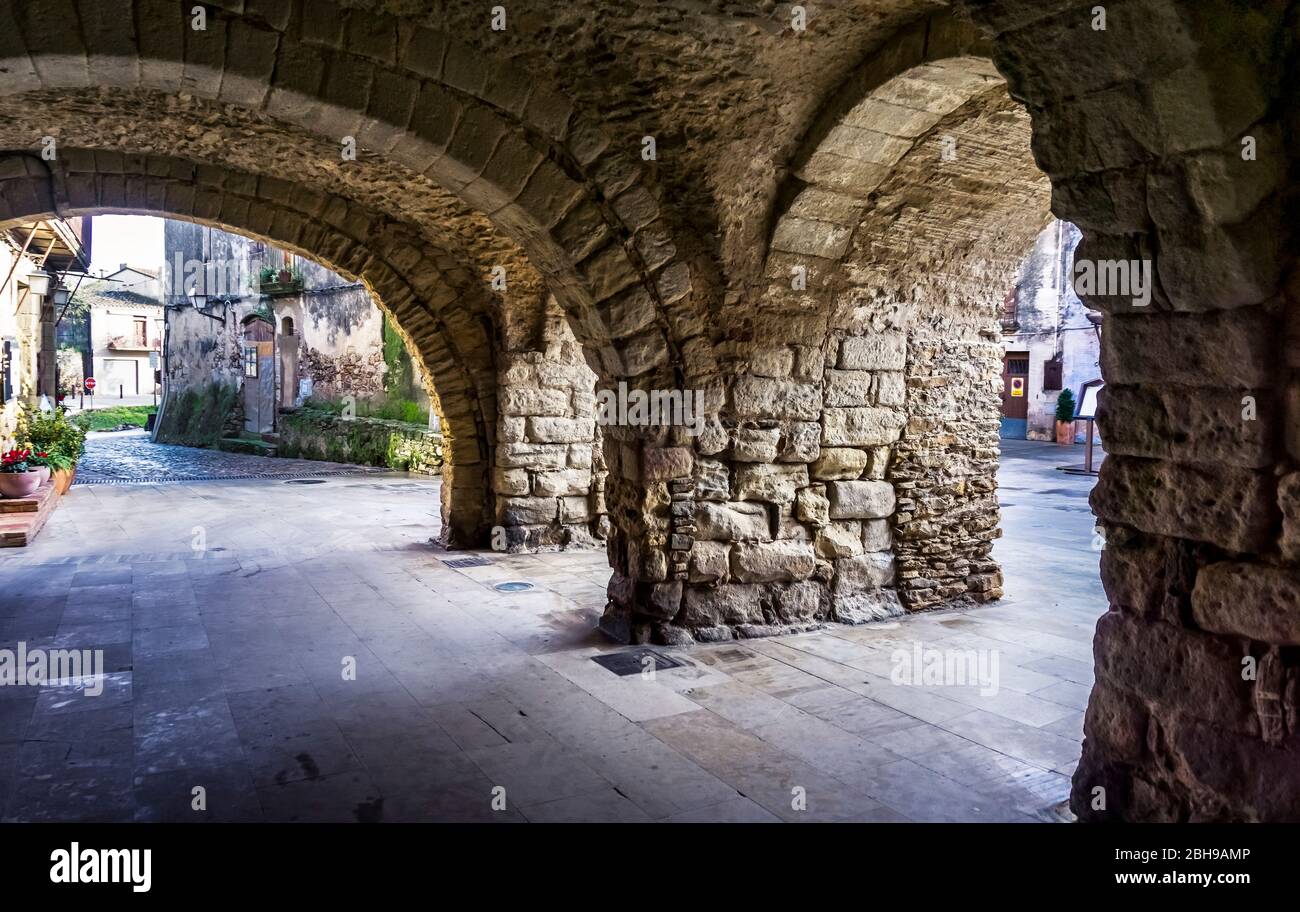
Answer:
[1055,389,1076,423]
[16,405,87,466]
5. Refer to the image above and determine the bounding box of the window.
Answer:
[133,317,148,347]
[243,345,258,378]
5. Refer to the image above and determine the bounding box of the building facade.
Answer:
[155,220,430,445]
[999,220,1103,442]
[1,217,91,441]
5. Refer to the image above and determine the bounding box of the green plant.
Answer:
[1055,389,1076,423]
[16,405,87,465]
[78,405,156,432]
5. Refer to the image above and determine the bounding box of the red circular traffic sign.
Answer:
[84,377,96,391]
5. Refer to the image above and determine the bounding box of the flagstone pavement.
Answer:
[0,435,1102,822]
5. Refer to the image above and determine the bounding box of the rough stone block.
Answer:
[502,387,571,417]
[795,485,830,526]
[779,421,821,463]
[833,552,895,593]
[862,519,891,552]
[1192,562,1300,645]
[1100,308,1271,388]
[1092,612,1255,733]
[832,588,903,625]
[1091,456,1274,554]
[682,584,763,626]
[526,416,595,444]
[493,467,530,496]
[694,458,730,501]
[822,407,905,446]
[688,541,730,583]
[532,468,591,497]
[694,501,770,542]
[1099,386,1272,468]
[827,480,896,520]
[643,446,694,481]
[811,447,869,480]
[731,427,781,462]
[824,369,874,406]
[838,334,906,370]
[773,581,825,623]
[815,521,863,559]
[732,376,820,420]
[498,443,569,470]
[730,541,816,583]
[873,371,906,406]
[500,496,559,525]
[734,463,808,503]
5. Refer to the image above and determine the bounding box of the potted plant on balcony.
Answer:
[1055,389,1077,445]
[0,448,41,498]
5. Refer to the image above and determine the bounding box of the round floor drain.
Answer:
[285,478,328,484]
[494,581,534,592]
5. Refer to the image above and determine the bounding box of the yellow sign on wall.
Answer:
[1010,377,1025,397]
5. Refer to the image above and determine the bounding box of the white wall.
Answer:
[1002,220,1102,441]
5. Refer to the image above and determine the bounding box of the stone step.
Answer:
[0,481,60,547]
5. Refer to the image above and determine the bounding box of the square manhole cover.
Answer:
[441,556,492,568]
[591,649,683,677]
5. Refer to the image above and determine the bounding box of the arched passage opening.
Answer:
[0,0,721,630]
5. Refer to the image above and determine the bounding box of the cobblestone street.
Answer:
[77,430,387,483]
[0,438,1102,822]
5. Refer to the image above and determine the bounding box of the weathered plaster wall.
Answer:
[1004,221,1102,441]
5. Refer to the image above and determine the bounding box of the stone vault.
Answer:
[0,0,1295,820]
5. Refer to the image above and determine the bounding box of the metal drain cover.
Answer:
[493,581,534,592]
[285,478,328,485]
[591,649,683,677]
[442,556,492,568]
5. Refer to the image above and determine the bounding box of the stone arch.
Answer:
[757,55,1052,614]
[0,149,506,544]
[0,0,719,386]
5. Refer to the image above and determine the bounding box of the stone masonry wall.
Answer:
[493,298,607,552]
[959,0,1300,821]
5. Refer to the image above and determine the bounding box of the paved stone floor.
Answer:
[0,434,1103,822]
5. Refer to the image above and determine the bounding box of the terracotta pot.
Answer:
[278,268,293,283]
[52,466,77,495]
[0,470,42,498]
[1055,419,1075,445]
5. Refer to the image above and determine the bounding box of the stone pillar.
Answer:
[492,299,607,552]
[597,339,909,645]
[955,0,1300,820]
[38,297,56,399]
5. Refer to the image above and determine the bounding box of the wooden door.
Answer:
[1001,352,1029,419]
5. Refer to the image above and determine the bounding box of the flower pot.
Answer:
[52,466,77,495]
[0,471,42,499]
[33,466,50,485]
[1055,419,1075,445]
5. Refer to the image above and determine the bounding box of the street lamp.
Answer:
[25,272,50,296]
[52,286,71,306]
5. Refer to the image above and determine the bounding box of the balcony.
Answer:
[107,335,160,351]
[259,268,304,297]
